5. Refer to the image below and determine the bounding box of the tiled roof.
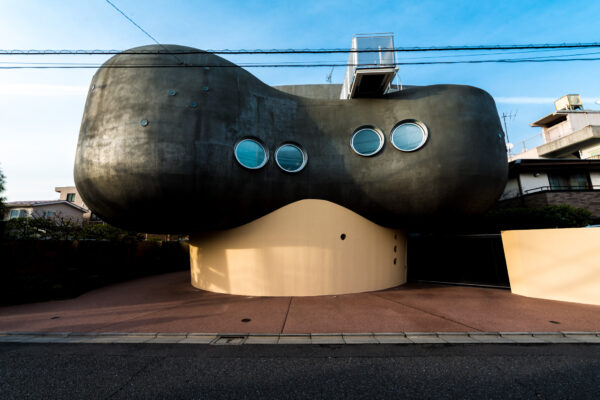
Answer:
[5,200,88,212]
[6,200,57,207]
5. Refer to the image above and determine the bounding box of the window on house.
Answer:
[44,211,56,219]
[66,193,76,202]
[351,127,384,156]
[391,120,428,152]
[275,143,307,173]
[548,172,590,190]
[234,138,268,169]
[9,209,28,219]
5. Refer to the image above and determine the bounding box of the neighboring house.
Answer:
[3,200,88,223]
[497,158,600,218]
[3,186,102,223]
[498,95,600,218]
[54,186,95,221]
[509,94,600,161]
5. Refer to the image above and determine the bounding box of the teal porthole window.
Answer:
[351,127,384,156]
[275,143,307,173]
[234,138,268,169]
[391,120,428,152]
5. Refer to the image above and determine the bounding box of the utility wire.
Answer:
[104,0,184,64]
[105,0,161,45]
[2,42,600,55]
[6,49,597,66]
[1,56,599,69]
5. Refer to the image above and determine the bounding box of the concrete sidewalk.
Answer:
[0,271,599,336]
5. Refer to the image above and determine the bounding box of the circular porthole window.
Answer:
[350,127,384,156]
[390,120,428,151]
[234,138,268,169]
[275,143,307,173]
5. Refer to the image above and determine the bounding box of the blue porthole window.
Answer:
[350,127,384,156]
[234,138,268,169]
[391,120,428,152]
[275,143,307,173]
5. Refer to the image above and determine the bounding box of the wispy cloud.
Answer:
[495,96,599,104]
[0,83,88,96]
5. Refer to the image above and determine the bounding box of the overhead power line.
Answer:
[1,56,600,69]
[2,42,600,55]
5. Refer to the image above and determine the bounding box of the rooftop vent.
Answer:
[555,94,583,111]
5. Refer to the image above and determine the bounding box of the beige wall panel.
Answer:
[519,173,549,193]
[190,199,407,296]
[34,204,83,222]
[502,227,600,306]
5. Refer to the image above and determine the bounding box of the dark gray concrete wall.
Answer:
[75,45,508,233]
[274,84,343,100]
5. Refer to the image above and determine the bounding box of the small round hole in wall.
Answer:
[168,90,177,96]
[549,320,560,324]
[394,245,397,252]
[189,101,197,108]
[393,258,397,265]
[340,233,346,240]
[140,119,149,127]
[241,318,251,323]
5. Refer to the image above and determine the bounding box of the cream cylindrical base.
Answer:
[190,199,407,296]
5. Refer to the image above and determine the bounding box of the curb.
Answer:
[1,331,600,345]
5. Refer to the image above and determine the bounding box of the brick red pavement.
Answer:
[0,271,598,334]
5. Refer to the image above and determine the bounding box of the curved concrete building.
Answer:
[75,44,508,296]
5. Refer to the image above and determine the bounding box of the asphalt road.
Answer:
[1,343,599,399]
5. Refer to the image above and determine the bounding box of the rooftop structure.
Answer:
[510,94,600,160]
[340,33,398,99]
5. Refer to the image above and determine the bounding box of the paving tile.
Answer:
[562,334,600,343]
[0,335,35,343]
[179,335,217,344]
[2,272,600,337]
[468,333,514,343]
[311,334,344,344]
[499,333,545,343]
[26,336,71,343]
[373,334,412,344]
[212,336,246,345]
[56,336,97,343]
[436,334,479,343]
[278,335,312,344]
[342,334,378,344]
[244,335,280,344]
[146,336,186,344]
[405,333,446,344]
[532,333,581,343]
[83,335,153,344]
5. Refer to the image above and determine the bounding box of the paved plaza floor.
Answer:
[1,271,599,336]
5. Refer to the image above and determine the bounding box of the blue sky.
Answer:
[1,0,599,200]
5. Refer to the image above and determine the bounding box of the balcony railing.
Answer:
[523,185,600,194]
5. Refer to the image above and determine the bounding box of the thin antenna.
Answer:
[501,110,517,154]
[104,0,184,64]
[326,66,334,83]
